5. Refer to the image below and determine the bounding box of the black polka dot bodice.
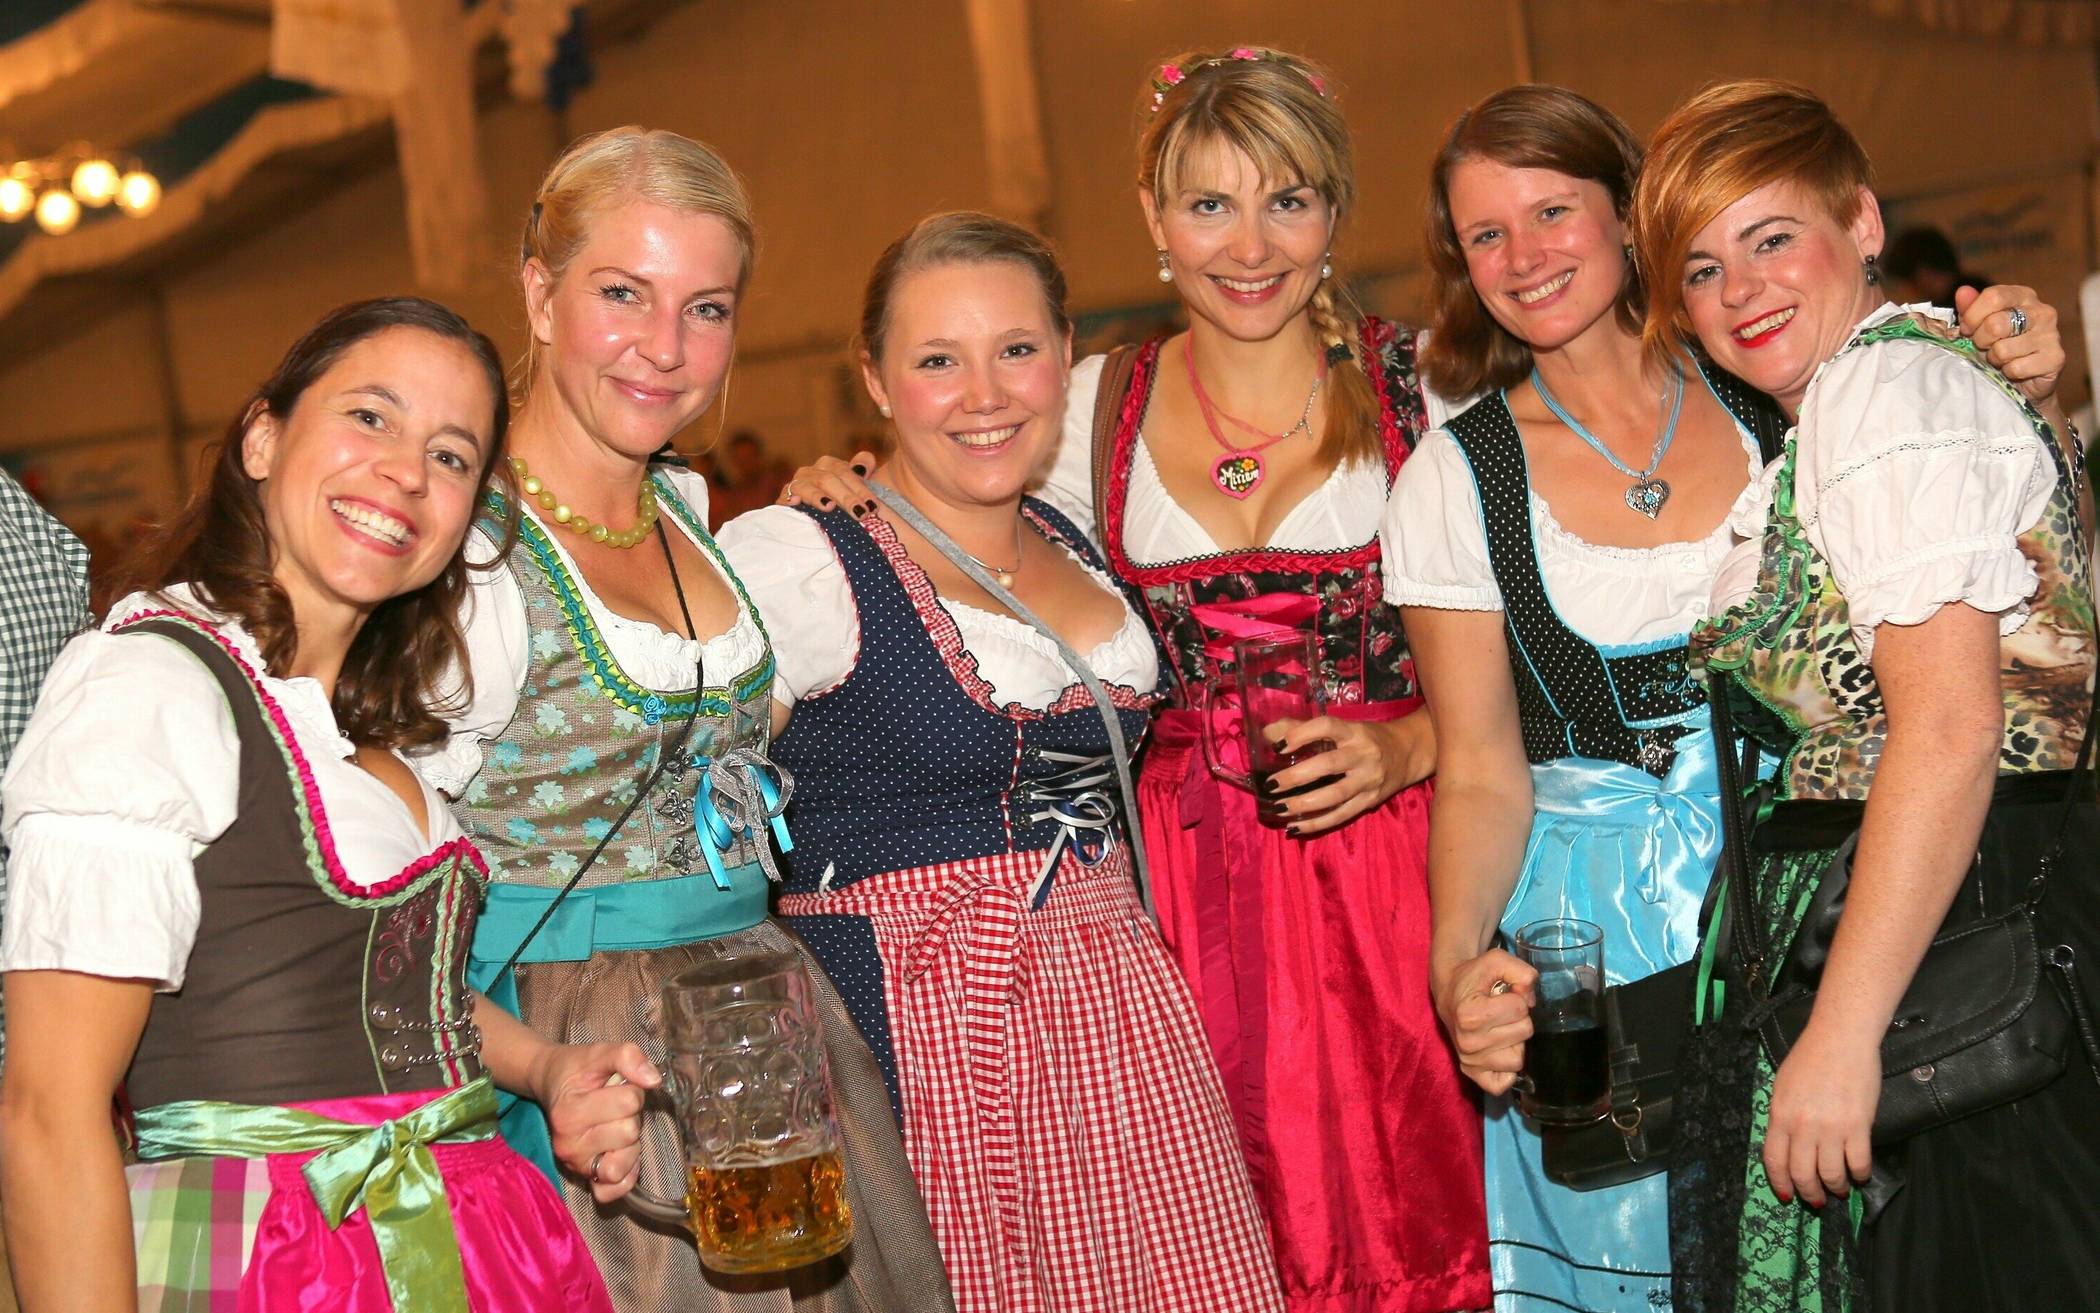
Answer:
[1446,359,1787,778]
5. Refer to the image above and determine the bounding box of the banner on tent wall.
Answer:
[1884,171,2093,411]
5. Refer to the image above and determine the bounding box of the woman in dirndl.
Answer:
[720,211,1283,1313]
[0,298,621,1310]
[1633,79,2100,1311]
[417,128,951,1313]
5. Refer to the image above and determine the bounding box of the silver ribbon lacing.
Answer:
[693,744,797,887]
[1018,750,1121,907]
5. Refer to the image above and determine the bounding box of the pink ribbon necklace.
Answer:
[1183,336,1324,500]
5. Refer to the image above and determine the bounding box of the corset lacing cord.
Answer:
[1018,750,1120,907]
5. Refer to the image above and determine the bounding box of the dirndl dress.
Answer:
[439,473,953,1313]
[766,500,1284,1313]
[1431,366,1784,1311]
[1094,321,1489,1313]
[97,610,611,1312]
[1677,313,2100,1313]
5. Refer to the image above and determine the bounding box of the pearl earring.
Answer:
[1320,252,1333,281]
[879,404,892,417]
[1863,254,1880,286]
[1156,249,1173,283]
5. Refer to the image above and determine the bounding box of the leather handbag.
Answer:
[1538,957,1695,1189]
[1720,681,2100,1147]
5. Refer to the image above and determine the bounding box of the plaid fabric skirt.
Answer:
[779,845,1284,1313]
[127,1088,611,1312]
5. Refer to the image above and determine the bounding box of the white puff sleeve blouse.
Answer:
[2,588,463,989]
[717,503,1159,711]
[1710,303,2056,658]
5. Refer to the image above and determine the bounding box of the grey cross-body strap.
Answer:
[869,484,1155,921]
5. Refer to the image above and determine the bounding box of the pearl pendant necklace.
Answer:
[509,456,659,548]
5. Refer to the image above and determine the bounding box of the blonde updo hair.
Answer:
[1631,79,1873,366]
[517,126,756,397]
[1139,48,1379,468]
[858,211,1072,366]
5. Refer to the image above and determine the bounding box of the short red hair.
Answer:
[1630,79,1873,364]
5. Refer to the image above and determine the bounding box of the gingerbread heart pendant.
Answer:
[1213,453,1264,500]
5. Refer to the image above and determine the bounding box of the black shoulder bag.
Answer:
[1727,674,2100,1148]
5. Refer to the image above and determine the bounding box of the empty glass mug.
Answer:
[1201,631,1336,825]
[622,950,855,1273]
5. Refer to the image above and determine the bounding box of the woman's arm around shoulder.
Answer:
[410,525,530,798]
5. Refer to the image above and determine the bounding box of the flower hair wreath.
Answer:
[1150,47,1328,112]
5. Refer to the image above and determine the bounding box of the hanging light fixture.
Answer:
[70,158,119,207]
[34,188,80,235]
[0,175,32,223]
[116,169,160,217]
[0,144,161,236]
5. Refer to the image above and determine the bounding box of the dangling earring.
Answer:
[1156,249,1174,284]
[1320,252,1333,281]
[1863,254,1880,286]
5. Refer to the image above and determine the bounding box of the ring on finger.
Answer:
[589,1152,607,1184]
[2008,306,2029,337]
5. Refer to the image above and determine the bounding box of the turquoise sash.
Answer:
[467,866,768,1183]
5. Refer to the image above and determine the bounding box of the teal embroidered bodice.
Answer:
[450,471,782,888]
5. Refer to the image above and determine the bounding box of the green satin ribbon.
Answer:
[132,1077,499,1313]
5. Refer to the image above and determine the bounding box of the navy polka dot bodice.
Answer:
[771,499,1154,894]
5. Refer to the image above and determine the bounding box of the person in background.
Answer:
[1881,225,1989,310]
[0,297,628,1312]
[0,465,91,1066]
[420,127,950,1312]
[707,428,789,529]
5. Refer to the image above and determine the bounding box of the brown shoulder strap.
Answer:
[1090,344,1140,544]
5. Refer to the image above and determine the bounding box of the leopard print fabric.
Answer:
[1695,315,2093,801]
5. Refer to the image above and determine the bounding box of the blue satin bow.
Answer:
[694,745,795,888]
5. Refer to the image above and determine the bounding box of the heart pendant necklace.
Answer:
[1530,360,1686,520]
[1185,337,1324,501]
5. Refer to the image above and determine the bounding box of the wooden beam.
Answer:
[964,0,1052,229]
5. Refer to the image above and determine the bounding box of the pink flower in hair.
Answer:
[1158,63,1185,86]
[1230,46,1261,60]
[1308,73,1327,95]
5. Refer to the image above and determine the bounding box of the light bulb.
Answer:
[71,158,118,207]
[0,176,32,222]
[35,188,80,235]
[116,170,160,217]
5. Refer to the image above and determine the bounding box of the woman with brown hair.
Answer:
[0,297,627,1310]
[1633,79,2099,1312]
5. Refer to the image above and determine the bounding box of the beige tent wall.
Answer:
[2,0,2094,551]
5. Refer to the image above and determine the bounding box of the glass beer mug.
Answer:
[621,951,855,1273]
[1199,632,1335,824]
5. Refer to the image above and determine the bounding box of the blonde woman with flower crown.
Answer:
[415,127,953,1313]
[792,47,1489,1313]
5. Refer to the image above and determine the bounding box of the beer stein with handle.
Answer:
[621,950,855,1273]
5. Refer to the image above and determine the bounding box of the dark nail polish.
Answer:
[819,497,835,509]
[1272,738,1289,753]
[1284,825,1301,837]
[1258,801,1283,816]
[851,462,869,476]
[859,501,875,516]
